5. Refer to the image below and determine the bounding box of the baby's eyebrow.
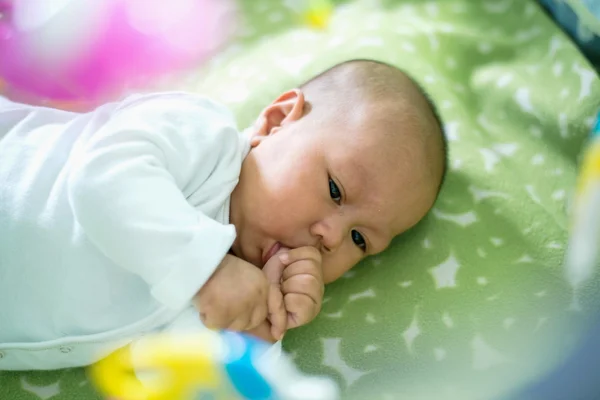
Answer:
[336,167,367,203]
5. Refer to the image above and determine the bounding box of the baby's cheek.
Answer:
[322,251,361,284]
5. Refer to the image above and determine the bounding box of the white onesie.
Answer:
[0,92,256,370]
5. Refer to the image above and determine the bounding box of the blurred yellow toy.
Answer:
[89,330,339,400]
[303,0,333,29]
[564,113,600,307]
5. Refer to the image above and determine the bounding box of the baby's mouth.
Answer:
[262,242,282,265]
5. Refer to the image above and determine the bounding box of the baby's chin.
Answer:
[229,240,262,268]
[228,240,243,260]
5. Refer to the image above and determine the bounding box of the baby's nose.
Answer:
[310,216,346,253]
[322,234,343,253]
[320,227,345,254]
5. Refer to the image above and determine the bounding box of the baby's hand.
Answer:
[261,247,291,341]
[279,247,325,328]
[261,246,324,340]
[193,254,269,332]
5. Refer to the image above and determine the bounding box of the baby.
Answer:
[0,59,447,371]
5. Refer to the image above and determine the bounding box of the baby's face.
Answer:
[229,90,436,283]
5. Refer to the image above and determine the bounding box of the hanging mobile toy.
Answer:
[0,0,236,110]
[89,330,340,400]
[564,113,600,309]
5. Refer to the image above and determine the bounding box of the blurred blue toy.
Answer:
[89,330,339,400]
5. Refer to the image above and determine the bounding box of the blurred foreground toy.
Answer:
[302,0,333,29]
[502,114,600,400]
[564,113,600,307]
[89,330,339,400]
[0,0,235,109]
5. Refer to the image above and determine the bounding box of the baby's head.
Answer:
[230,59,447,283]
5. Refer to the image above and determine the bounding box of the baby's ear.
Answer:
[249,89,305,148]
[264,89,304,127]
[247,119,268,148]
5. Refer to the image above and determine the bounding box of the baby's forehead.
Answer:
[334,144,425,199]
[316,93,437,185]
[332,125,426,173]
[330,132,435,217]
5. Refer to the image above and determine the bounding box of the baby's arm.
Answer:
[67,93,243,311]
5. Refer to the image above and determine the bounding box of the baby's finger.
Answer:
[279,246,321,266]
[229,301,268,332]
[227,312,253,332]
[262,248,288,284]
[284,293,320,328]
[282,273,324,307]
[245,320,278,343]
[267,285,287,340]
[282,259,324,283]
[200,302,235,330]
[248,300,269,330]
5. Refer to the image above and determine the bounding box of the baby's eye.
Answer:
[329,178,341,204]
[351,230,367,252]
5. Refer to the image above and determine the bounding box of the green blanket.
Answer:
[2,0,600,399]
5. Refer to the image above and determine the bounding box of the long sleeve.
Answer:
[67,93,244,311]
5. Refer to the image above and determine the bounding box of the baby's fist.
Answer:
[279,247,325,329]
[193,255,269,332]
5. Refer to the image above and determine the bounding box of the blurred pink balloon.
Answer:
[0,0,236,108]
